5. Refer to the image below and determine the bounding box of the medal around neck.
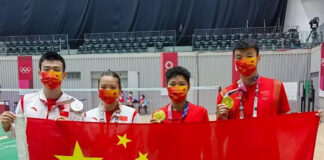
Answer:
[221,96,234,109]
[153,110,166,121]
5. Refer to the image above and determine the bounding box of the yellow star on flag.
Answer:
[54,141,103,160]
[135,152,149,160]
[117,133,132,148]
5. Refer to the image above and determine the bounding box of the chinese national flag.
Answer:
[26,112,319,160]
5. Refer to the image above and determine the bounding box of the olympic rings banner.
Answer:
[160,52,178,87]
[17,56,33,89]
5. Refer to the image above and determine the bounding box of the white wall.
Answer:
[310,45,321,111]
[285,0,324,31]
[310,45,321,73]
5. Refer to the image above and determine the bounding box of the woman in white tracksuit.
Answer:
[86,71,140,123]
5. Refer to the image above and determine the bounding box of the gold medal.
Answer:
[153,110,166,121]
[221,96,234,109]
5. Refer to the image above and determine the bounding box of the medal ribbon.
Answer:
[167,101,189,120]
[223,75,260,119]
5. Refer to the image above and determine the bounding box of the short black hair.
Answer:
[98,70,121,89]
[129,91,133,94]
[165,66,191,84]
[39,51,66,71]
[233,39,259,56]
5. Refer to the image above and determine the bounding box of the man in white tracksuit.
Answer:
[0,51,84,137]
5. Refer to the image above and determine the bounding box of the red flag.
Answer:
[26,112,319,160]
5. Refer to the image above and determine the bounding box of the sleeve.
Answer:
[143,99,148,106]
[203,108,209,122]
[277,82,291,114]
[132,110,141,123]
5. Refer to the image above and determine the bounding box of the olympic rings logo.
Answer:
[19,67,32,74]
[165,61,174,70]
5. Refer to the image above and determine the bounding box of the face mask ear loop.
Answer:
[235,63,238,71]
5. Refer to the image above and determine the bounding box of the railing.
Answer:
[192,26,323,51]
[0,34,68,56]
[0,27,323,56]
[194,26,289,36]
[79,30,176,54]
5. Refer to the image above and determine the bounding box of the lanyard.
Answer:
[98,103,121,123]
[239,75,260,119]
[167,101,189,121]
[223,75,260,119]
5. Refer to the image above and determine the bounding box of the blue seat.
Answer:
[211,41,218,50]
[121,38,127,43]
[221,34,228,40]
[202,41,210,49]
[204,35,211,41]
[136,37,143,43]
[212,34,219,41]
[108,43,116,50]
[196,35,203,41]
[159,36,166,42]
[193,41,201,50]
[140,42,147,49]
[156,42,163,49]
[132,43,139,50]
[84,39,90,45]
[117,43,124,50]
[98,38,105,44]
[128,37,135,43]
[125,43,131,50]
[144,37,150,43]
[113,38,119,44]
[91,39,97,45]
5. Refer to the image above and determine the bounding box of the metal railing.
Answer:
[194,26,290,36]
[0,27,324,56]
[80,30,176,54]
[192,26,323,51]
[0,34,68,56]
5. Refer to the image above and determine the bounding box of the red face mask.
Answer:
[235,57,257,77]
[99,89,119,105]
[167,86,188,103]
[41,71,63,90]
